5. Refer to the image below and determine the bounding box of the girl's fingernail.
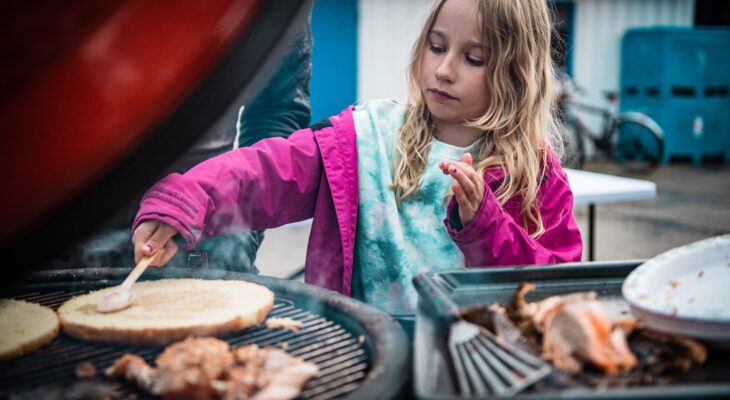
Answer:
[450,167,457,174]
[439,162,445,169]
[143,244,153,252]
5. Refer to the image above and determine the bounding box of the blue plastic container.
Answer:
[620,27,730,164]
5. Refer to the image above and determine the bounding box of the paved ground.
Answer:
[574,160,730,261]
[256,160,730,278]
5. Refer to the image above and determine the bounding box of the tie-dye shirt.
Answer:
[352,99,483,314]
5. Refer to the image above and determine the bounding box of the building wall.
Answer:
[572,0,694,109]
[311,0,358,122]
[357,0,433,104]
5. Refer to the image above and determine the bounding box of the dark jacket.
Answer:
[237,19,312,148]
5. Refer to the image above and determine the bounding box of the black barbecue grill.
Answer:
[0,268,410,400]
[0,2,414,398]
[0,1,413,397]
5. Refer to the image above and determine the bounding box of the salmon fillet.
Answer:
[513,284,637,375]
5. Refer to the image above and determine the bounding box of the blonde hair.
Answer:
[392,0,563,238]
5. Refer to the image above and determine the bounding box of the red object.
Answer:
[0,0,262,245]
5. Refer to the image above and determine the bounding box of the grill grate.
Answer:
[1,291,370,400]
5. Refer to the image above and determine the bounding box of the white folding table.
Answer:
[565,169,656,261]
[276,169,656,263]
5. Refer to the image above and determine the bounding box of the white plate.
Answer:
[622,234,730,346]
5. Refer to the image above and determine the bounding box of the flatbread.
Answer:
[0,299,60,361]
[58,279,274,345]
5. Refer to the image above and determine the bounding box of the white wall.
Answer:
[572,0,694,112]
[358,0,433,104]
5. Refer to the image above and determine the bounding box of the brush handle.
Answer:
[120,253,158,289]
[413,273,461,325]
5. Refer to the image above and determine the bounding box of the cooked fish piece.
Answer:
[106,337,233,399]
[505,284,637,375]
[265,317,304,332]
[541,299,637,375]
[106,337,318,400]
[215,345,319,400]
[505,283,540,342]
[526,291,598,332]
[250,356,320,400]
[473,284,707,388]
[74,361,97,379]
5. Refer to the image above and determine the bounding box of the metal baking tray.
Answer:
[414,260,730,399]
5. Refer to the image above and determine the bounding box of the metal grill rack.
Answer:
[1,290,370,400]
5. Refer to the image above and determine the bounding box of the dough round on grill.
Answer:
[58,279,274,345]
[0,299,60,361]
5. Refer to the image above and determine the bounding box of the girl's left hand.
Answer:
[439,153,485,226]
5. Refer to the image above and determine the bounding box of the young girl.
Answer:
[132,0,582,314]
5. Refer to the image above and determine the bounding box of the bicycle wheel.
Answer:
[611,112,664,172]
[561,117,586,169]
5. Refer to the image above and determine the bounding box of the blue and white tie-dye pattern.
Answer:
[352,99,483,314]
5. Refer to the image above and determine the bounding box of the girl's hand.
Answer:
[439,153,485,226]
[131,220,179,266]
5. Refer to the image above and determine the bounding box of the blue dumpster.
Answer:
[620,27,730,165]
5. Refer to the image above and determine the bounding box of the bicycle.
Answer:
[558,75,665,173]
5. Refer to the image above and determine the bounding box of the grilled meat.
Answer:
[505,283,636,375]
[74,361,97,379]
[540,298,637,374]
[265,317,304,332]
[222,344,320,400]
[505,283,540,342]
[525,291,598,331]
[106,337,318,400]
[462,284,708,389]
[560,327,708,388]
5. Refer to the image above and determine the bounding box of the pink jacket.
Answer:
[134,106,582,296]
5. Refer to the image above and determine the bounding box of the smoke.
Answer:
[80,229,135,269]
[196,231,262,273]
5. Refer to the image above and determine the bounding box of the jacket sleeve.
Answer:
[133,127,323,247]
[444,159,583,266]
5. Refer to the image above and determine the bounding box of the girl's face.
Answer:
[419,0,489,127]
